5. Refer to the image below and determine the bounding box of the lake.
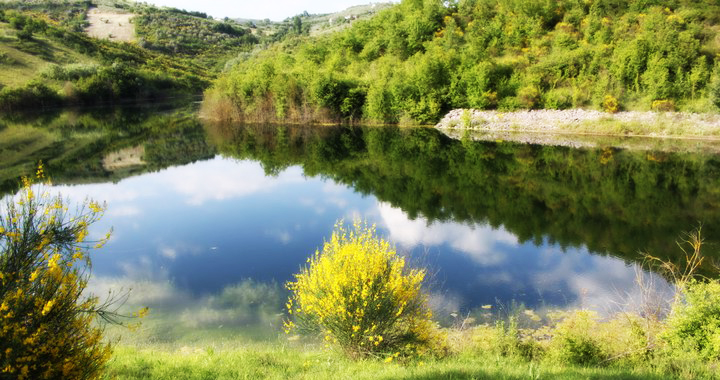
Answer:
[1,104,718,344]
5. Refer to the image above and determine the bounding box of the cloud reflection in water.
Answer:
[45,156,672,330]
[376,202,673,315]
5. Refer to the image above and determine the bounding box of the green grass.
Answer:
[570,117,720,138]
[105,343,674,380]
[0,23,95,87]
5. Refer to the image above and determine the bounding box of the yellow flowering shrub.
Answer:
[0,170,114,380]
[286,221,439,358]
[602,94,619,113]
[651,99,675,112]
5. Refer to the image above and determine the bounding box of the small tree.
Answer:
[0,166,123,380]
[285,221,442,359]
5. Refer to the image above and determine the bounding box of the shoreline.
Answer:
[435,109,720,152]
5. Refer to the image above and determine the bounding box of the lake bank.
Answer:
[436,109,720,152]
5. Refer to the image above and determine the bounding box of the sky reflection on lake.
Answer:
[40,155,672,327]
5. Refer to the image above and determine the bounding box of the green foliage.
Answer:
[664,280,720,361]
[105,343,673,380]
[543,88,573,110]
[42,63,99,81]
[134,9,257,57]
[0,82,62,112]
[710,63,720,109]
[0,7,212,109]
[0,1,90,32]
[7,12,47,40]
[209,0,720,124]
[517,85,541,109]
[472,318,544,361]
[651,99,675,111]
[548,310,607,366]
[285,221,442,358]
[0,174,114,380]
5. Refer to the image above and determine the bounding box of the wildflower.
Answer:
[41,300,55,316]
[36,161,44,179]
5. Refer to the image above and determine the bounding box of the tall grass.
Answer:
[105,342,672,380]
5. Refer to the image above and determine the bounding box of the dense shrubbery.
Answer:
[0,82,62,111]
[285,221,444,359]
[134,10,257,57]
[0,8,212,110]
[0,1,90,32]
[664,280,720,361]
[0,173,114,379]
[206,0,720,124]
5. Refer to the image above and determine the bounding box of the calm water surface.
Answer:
[3,105,717,342]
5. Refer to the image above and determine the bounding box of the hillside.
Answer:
[0,0,261,111]
[229,3,394,45]
[203,0,720,126]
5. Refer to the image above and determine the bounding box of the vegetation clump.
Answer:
[0,169,121,380]
[664,280,720,361]
[285,221,443,359]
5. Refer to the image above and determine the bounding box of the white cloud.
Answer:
[265,229,292,244]
[108,205,142,217]
[156,241,206,261]
[159,247,177,260]
[153,158,306,206]
[377,203,517,265]
[530,247,674,315]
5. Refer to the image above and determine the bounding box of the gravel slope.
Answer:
[436,109,720,136]
[435,109,720,152]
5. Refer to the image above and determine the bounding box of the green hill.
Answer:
[203,0,720,125]
[0,0,260,111]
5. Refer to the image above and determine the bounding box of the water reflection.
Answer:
[63,155,671,345]
[53,156,671,328]
[2,108,713,343]
[376,202,673,314]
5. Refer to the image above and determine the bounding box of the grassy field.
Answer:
[0,23,95,87]
[105,342,673,380]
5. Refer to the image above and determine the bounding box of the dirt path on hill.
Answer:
[85,7,136,42]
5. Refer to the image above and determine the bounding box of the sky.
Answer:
[135,0,391,21]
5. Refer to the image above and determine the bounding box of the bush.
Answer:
[0,82,62,111]
[478,318,544,361]
[0,52,14,65]
[285,221,441,358]
[548,310,607,366]
[544,88,573,110]
[663,280,720,361]
[651,99,675,112]
[42,63,99,81]
[517,85,541,109]
[602,94,619,113]
[0,171,116,380]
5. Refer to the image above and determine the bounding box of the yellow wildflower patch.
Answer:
[285,220,437,358]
